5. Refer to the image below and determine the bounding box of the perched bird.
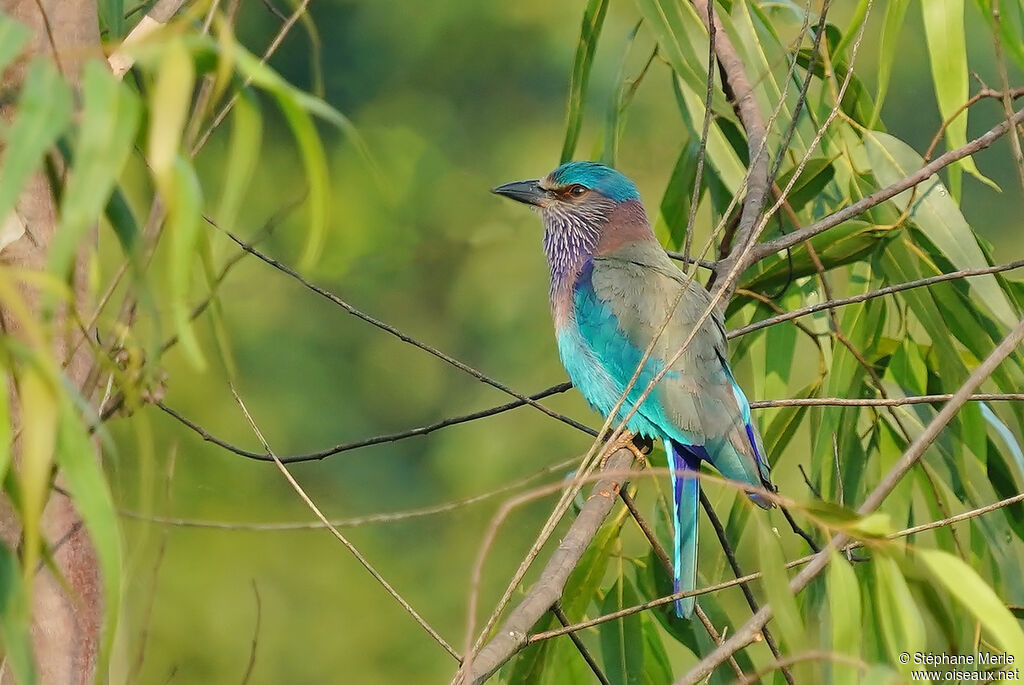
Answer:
[493,161,774,618]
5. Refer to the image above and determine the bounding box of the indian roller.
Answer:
[493,161,775,618]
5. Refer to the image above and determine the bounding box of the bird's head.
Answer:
[492,161,641,224]
[493,163,647,283]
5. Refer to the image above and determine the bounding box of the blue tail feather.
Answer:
[666,439,702,618]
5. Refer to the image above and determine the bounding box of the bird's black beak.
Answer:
[492,179,546,206]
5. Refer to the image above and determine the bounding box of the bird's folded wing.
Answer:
[578,249,770,488]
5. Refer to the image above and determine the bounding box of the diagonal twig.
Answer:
[227,384,460,662]
[551,603,611,685]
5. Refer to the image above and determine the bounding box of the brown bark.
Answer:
[0,2,103,683]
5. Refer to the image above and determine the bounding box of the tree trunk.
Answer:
[0,2,103,682]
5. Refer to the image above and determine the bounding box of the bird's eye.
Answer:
[568,184,588,198]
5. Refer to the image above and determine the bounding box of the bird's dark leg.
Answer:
[598,430,652,470]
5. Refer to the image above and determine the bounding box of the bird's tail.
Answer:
[666,439,701,619]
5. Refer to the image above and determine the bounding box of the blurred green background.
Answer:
[106,1,1024,683]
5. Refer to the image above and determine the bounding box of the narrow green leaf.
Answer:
[537,637,597,685]
[197,231,238,380]
[884,339,928,395]
[802,500,893,538]
[56,403,123,683]
[215,87,262,232]
[671,74,747,192]
[875,237,964,384]
[775,157,836,213]
[873,554,926,676]
[166,157,206,369]
[277,96,330,271]
[656,137,700,250]
[828,550,861,685]
[986,436,1024,542]
[758,523,806,654]
[739,220,894,296]
[0,354,11,490]
[864,131,1016,327]
[764,378,821,459]
[871,0,910,127]
[919,548,1024,665]
[599,577,644,685]
[835,0,872,58]
[0,59,73,233]
[795,48,876,127]
[641,613,672,684]
[0,13,30,74]
[601,21,645,168]
[230,47,379,186]
[147,38,194,178]
[49,61,140,279]
[17,366,56,587]
[921,0,995,189]
[561,0,610,163]
[103,186,139,255]
[97,0,124,40]
[634,0,730,113]
[0,542,36,685]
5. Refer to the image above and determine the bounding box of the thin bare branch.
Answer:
[153,388,1022,466]
[239,581,261,685]
[228,385,460,662]
[689,0,770,288]
[750,393,1024,408]
[120,454,581,531]
[694,605,747,681]
[730,259,1024,339]
[153,381,578,462]
[551,603,610,685]
[680,0,717,274]
[752,106,1024,261]
[924,87,1024,163]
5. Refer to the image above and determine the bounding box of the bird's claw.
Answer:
[599,430,650,470]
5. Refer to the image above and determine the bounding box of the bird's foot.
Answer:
[599,430,651,470]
